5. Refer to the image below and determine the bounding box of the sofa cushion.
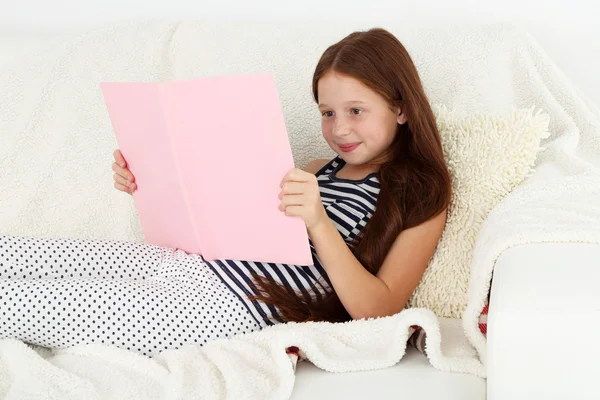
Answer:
[291,347,485,400]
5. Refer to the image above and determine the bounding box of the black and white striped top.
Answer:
[203,156,380,328]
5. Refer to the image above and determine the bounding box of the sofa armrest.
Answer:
[487,242,600,400]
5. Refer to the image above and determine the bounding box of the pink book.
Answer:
[100,73,313,265]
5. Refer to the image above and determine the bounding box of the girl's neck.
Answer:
[334,157,380,181]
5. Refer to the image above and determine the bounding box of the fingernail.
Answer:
[120,163,125,167]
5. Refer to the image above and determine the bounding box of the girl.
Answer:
[0,27,450,357]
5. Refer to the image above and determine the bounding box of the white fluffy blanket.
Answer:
[0,20,599,398]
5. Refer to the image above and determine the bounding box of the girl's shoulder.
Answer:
[303,158,333,175]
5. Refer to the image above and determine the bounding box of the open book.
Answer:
[100,73,312,265]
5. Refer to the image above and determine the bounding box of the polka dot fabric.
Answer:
[0,235,262,357]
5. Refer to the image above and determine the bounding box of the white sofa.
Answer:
[292,243,600,400]
[1,21,600,400]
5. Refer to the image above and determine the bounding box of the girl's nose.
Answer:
[332,119,351,137]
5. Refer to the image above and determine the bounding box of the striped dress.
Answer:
[202,155,380,328]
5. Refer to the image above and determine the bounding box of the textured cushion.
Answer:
[406,105,549,317]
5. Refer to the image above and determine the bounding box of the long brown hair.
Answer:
[248,27,452,323]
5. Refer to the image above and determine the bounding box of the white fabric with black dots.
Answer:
[0,235,262,357]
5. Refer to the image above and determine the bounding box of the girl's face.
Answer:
[317,70,407,166]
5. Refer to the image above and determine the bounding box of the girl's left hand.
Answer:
[279,168,327,230]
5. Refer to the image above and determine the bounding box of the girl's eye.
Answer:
[321,109,362,117]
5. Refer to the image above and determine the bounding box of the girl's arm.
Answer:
[308,208,447,320]
[279,166,446,320]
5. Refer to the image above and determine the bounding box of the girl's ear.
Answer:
[397,107,408,125]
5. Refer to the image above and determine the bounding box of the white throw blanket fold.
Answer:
[461,25,600,366]
[0,310,481,399]
[0,20,599,399]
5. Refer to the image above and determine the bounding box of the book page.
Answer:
[101,82,202,254]
[159,73,312,265]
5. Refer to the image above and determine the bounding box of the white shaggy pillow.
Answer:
[406,104,550,318]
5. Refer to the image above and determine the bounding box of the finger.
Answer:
[111,162,135,182]
[114,182,133,194]
[113,149,127,168]
[283,205,303,217]
[281,181,306,195]
[113,173,129,187]
[113,173,136,191]
[281,168,309,187]
[280,194,305,208]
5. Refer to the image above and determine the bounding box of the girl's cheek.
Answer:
[321,121,333,139]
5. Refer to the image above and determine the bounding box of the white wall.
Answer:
[1,0,599,105]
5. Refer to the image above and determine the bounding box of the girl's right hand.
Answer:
[112,149,137,195]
